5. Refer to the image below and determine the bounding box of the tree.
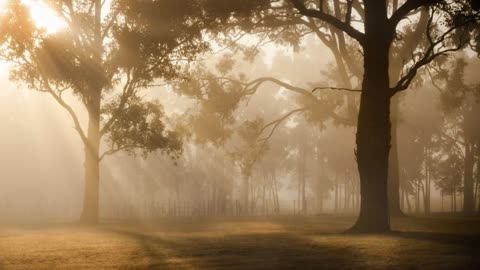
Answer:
[434,57,480,213]
[0,0,213,223]
[286,0,479,232]
[183,1,479,229]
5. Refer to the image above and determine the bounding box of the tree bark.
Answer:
[350,0,392,233]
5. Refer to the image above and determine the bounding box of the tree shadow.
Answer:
[109,229,366,270]
[105,223,480,270]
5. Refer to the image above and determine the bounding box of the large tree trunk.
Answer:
[350,1,392,233]
[80,96,101,224]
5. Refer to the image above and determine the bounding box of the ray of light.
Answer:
[22,0,67,33]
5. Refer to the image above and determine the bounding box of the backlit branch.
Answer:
[390,8,480,95]
[389,0,440,30]
[290,0,365,45]
[258,107,307,142]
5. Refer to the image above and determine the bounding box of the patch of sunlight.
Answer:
[22,0,67,34]
[0,227,157,269]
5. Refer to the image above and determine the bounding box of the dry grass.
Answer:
[0,215,479,269]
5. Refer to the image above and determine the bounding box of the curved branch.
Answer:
[389,0,439,30]
[258,107,307,142]
[246,77,313,97]
[390,9,480,95]
[290,0,365,45]
[36,70,89,147]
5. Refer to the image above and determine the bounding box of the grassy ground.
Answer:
[0,215,479,269]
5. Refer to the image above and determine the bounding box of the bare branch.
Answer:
[345,0,353,26]
[390,9,480,95]
[258,107,307,142]
[290,0,365,45]
[389,0,439,30]
[312,86,361,93]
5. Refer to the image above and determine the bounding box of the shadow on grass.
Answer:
[106,223,480,270]
[110,229,364,270]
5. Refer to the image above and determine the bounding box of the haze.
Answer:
[0,1,479,269]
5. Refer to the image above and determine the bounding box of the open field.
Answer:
[0,215,479,270]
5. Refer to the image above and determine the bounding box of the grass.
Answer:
[0,215,479,269]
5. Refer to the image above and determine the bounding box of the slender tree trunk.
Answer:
[387,10,428,218]
[404,189,412,214]
[451,192,454,212]
[388,96,403,216]
[454,189,457,213]
[424,146,431,215]
[301,147,307,214]
[242,174,250,215]
[79,0,103,224]
[400,186,405,210]
[272,170,280,214]
[464,139,475,214]
[80,95,101,224]
[334,172,338,213]
[350,1,392,232]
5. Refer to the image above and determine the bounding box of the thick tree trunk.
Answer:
[350,1,392,233]
[80,97,101,224]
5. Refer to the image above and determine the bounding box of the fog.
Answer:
[0,36,478,223]
[0,1,479,269]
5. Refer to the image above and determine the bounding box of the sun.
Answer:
[0,0,67,34]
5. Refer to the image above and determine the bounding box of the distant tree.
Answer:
[0,0,213,223]
[433,58,480,213]
[432,153,464,212]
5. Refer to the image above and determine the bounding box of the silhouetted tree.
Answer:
[283,0,480,232]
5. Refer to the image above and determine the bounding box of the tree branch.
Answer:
[312,86,361,93]
[390,9,479,95]
[100,69,135,136]
[258,107,307,142]
[290,0,365,45]
[389,0,439,30]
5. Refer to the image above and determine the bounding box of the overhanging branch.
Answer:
[290,0,365,45]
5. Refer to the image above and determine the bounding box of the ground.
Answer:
[0,215,479,270]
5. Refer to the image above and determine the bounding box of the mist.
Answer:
[0,1,479,269]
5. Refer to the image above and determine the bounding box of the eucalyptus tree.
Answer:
[0,0,215,223]
[189,0,479,231]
